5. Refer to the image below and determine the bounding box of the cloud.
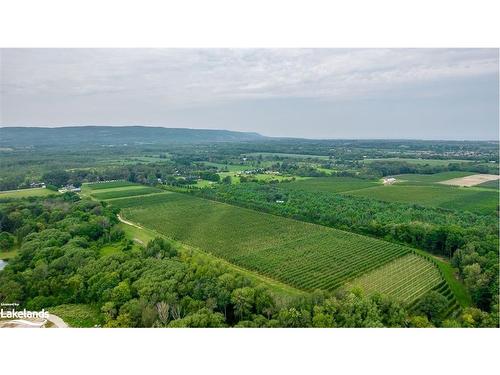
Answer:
[2,48,498,109]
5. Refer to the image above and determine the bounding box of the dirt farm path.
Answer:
[117,214,143,229]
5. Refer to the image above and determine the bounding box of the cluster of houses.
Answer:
[29,182,46,188]
[236,169,281,176]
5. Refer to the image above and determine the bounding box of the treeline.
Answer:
[0,195,494,327]
[193,183,499,317]
[363,160,498,177]
[4,162,221,191]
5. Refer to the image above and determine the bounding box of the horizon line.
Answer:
[1,124,498,142]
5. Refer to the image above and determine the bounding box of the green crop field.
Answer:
[0,187,57,199]
[85,180,140,190]
[345,184,498,215]
[88,185,156,195]
[246,152,330,160]
[91,187,164,200]
[348,254,442,304]
[110,192,423,293]
[285,177,380,193]
[477,179,500,190]
[363,158,474,166]
[393,171,474,184]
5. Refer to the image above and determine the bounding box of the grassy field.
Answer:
[344,184,498,215]
[99,245,123,257]
[347,254,442,304]
[284,177,380,193]
[204,162,247,172]
[0,249,18,260]
[246,152,330,160]
[476,179,500,190]
[193,179,216,188]
[0,187,56,199]
[111,193,424,293]
[82,181,167,201]
[97,155,170,165]
[393,171,474,184]
[84,180,140,190]
[91,187,164,200]
[89,185,147,193]
[363,158,474,166]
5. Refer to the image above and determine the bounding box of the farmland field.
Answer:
[84,180,140,190]
[0,187,56,199]
[110,192,436,294]
[246,152,330,160]
[284,177,380,193]
[363,158,474,166]
[347,253,442,304]
[477,179,500,189]
[91,186,164,200]
[392,171,474,184]
[344,184,498,215]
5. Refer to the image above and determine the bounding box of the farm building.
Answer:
[58,184,81,193]
[383,177,396,185]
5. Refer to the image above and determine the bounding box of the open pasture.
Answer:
[84,180,140,190]
[91,186,164,200]
[110,193,434,293]
[0,187,56,199]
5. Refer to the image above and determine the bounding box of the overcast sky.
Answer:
[1,48,498,140]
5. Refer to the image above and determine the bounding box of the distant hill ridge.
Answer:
[0,126,266,147]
